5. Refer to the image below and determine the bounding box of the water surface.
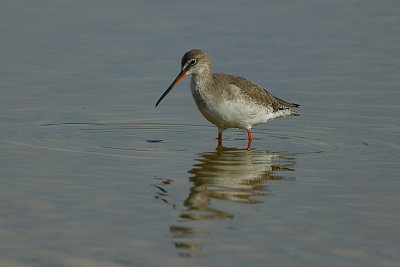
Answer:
[0,0,399,266]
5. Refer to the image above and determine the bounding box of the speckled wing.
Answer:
[214,73,300,112]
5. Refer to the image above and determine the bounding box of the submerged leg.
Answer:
[218,131,222,147]
[247,129,252,151]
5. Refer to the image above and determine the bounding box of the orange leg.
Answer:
[247,129,252,151]
[218,132,222,147]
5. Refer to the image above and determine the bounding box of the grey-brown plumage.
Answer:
[156,49,300,150]
[211,73,300,112]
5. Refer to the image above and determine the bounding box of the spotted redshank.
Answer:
[156,49,299,150]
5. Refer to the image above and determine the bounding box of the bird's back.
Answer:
[212,73,299,113]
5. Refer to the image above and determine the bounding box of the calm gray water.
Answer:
[1,0,399,266]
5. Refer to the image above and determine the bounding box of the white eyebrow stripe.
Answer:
[183,62,190,70]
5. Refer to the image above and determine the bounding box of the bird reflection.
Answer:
[155,146,296,258]
[186,146,294,206]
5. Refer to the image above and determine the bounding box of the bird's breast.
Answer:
[190,76,225,125]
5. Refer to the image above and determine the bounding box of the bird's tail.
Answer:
[273,96,300,116]
[275,96,300,109]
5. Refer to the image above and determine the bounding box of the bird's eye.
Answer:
[190,59,196,65]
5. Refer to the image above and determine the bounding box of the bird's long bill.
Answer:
[155,71,187,107]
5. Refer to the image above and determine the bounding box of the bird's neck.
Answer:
[191,71,212,91]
